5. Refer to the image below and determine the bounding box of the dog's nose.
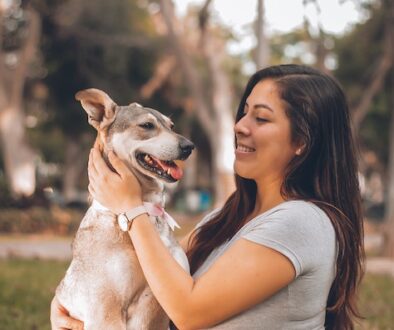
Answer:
[179,138,195,159]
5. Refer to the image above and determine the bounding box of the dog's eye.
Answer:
[139,122,155,130]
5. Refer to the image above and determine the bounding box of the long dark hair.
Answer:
[187,64,364,329]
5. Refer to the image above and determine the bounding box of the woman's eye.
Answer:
[139,122,155,129]
[256,117,268,123]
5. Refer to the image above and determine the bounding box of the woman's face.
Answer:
[234,79,299,182]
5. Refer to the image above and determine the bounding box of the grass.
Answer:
[356,273,394,330]
[0,259,393,329]
[0,259,68,330]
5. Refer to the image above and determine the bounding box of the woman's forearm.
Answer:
[128,214,195,327]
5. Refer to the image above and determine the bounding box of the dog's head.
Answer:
[76,88,194,184]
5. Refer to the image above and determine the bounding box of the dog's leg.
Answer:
[83,301,128,330]
[84,319,126,330]
[127,286,169,330]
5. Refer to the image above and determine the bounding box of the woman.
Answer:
[51,64,364,329]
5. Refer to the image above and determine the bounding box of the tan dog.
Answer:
[55,89,194,329]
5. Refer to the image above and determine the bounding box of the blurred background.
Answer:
[0,0,393,329]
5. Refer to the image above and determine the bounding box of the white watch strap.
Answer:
[124,205,148,221]
[118,205,148,231]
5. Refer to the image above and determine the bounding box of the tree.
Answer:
[381,0,393,258]
[34,0,159,203]
[255,0,269,69]
[0,1,39,198]
[335,0,393,257]
[158,0,236,205]
[386,74,394,257]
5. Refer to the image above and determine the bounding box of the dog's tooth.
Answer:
[144,155,149,162]
[167,168,171,175]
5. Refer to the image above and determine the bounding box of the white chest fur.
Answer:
[56,198,189,329]
[91,199,189,272]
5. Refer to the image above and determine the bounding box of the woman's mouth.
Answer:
[236,144,256,153]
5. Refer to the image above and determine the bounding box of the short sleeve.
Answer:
[241,201,336,277]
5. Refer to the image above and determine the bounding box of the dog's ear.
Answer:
[75,89,117,130]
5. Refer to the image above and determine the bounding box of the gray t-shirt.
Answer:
[192,200,337,330]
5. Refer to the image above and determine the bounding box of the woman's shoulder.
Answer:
[243,199,337,276]
[246,199,335,239]
[255,199,330,223]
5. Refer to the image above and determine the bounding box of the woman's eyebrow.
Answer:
[254,103,274,112]
[245,102,274,112]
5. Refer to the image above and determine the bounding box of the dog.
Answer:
[55,88,194,330]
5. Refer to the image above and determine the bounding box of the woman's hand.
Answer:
[50,296,84,330]
[88,147,143,214]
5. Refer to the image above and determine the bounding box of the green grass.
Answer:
[356,273,394,330]
[0,259,68,330]
[0,259,393,329]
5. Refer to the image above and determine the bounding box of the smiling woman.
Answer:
[234,79,298,185]
[187,65,364,329]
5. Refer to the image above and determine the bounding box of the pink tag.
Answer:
[143,202,180,231]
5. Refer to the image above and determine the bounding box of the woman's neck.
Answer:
[253,175,286,216]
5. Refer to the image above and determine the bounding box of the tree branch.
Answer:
[11,6,41,107]
[159,0,215,140]
[140,55,176,100]
[60,26,154,49]
[352,2,393,130]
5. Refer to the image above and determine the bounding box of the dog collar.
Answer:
[92,200,110,211]
[143,202,181,231]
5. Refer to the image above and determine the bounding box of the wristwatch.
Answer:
[117,205,148,231]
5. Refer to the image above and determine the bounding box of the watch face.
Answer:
[118,214,129,231]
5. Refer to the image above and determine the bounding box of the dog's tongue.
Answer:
[169,166,183,180]
[156,159,183,180]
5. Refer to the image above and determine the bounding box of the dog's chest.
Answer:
[56,203,189,327]
[56,209,143,316]
[152,214,190,273]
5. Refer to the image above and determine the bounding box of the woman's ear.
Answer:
[295,143,306,156]
[75,88,117,130]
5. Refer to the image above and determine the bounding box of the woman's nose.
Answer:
[234,116,251,136]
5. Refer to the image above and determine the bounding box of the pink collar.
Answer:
[143,202,180,231]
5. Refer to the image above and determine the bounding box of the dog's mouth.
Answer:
[136,153,183,182]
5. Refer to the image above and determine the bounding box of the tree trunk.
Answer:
[199,0,235,204]
[255,0,269,69]
[0,7,40,197]
[62,136,89,203]
[302,0,329,73]
[159,0,236,205]
[383,0,394,256]
[384,93,394,258]
[0,107,36,197]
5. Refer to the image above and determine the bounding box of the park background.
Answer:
[0,0,393,328]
